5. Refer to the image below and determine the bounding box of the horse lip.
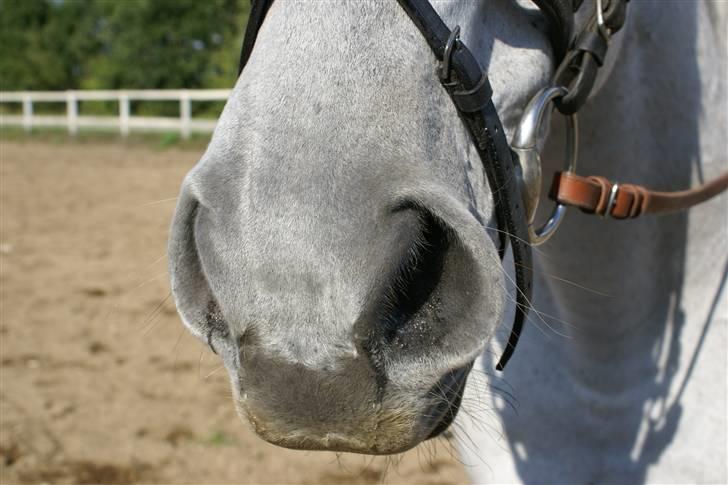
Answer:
[425,362,472,440]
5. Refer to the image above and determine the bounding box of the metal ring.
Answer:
[511,86,579,246]
[440,26,460,81]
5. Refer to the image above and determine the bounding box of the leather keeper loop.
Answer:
[586,175,611,215]
[575,30,607,66]
[553,51,598,114]
[452,73,494,112]
[620,184,647,218]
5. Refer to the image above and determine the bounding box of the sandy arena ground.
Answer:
[0,140,471,484]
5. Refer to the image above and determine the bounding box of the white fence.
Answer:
[0,89,231,139]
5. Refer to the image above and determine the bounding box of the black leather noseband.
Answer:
[235,0,579,370]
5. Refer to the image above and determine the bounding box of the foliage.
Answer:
[0,0,249,115]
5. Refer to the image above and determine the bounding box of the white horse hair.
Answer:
[168,0,727,482]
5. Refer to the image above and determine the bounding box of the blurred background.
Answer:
[0,1,468,483]
[1,0,244,114]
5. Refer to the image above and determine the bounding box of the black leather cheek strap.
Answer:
[238,0,274,74]
[396,0,533,370]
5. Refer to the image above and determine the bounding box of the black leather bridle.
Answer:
[236,0,629,370]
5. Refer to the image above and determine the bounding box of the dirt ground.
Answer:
[0,140,471,484]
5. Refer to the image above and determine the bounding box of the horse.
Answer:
[168,0,727,482]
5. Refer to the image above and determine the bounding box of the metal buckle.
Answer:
[511,86,579,245]
[605,182,620,217]
[439,26,460,83]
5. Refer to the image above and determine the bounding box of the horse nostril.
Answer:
[380,210,450,339]
[169,184,233,349]
[357,202,495,380]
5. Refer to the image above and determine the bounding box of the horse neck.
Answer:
[537,1,726,372]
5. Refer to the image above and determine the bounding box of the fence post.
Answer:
[66,91,78,135]
[22,94,33,132]
[119,93,130,137]
[180,90,191,139]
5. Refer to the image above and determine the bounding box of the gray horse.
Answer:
[168,0,726,482]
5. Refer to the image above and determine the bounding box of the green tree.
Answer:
[0,0,249,116]
[0,0,51,90]
[84,0,244,91]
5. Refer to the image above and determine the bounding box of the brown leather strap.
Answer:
[550,171,728,219]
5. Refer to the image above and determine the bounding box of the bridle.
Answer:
[236,0,728,370]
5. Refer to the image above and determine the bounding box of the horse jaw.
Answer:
[168,0,552,454]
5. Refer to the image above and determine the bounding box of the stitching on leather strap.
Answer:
[452,73,494,113]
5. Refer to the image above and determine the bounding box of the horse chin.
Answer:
[234,401,463,455]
